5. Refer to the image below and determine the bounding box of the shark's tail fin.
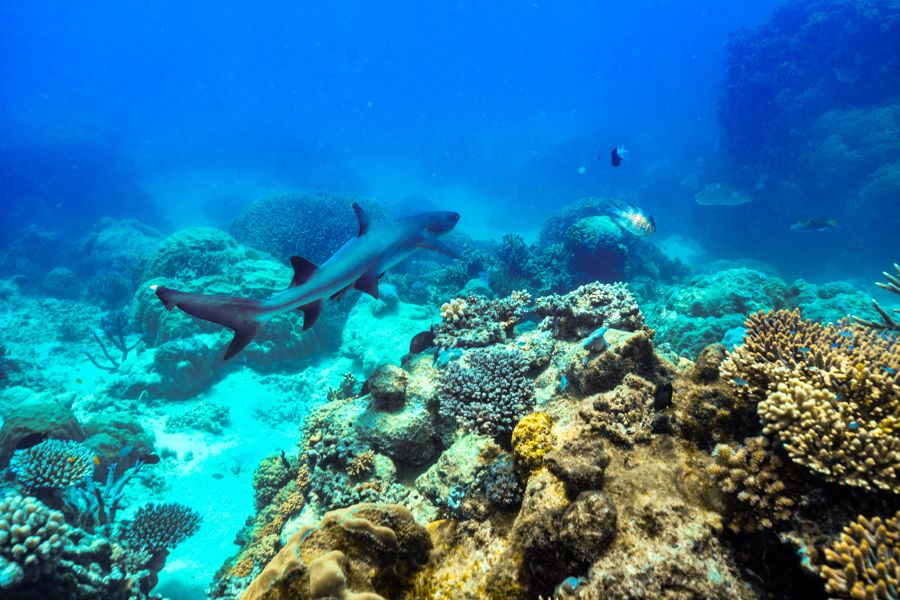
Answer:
[152,285,265,360]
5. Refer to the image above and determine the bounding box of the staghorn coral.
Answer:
[9,439,95,490]
[347,450,376,480]
[535,282,644,339]
[438,345,534,436]
[855,263,900,332]
[511,412,555,476]
[821,510,899,600]
[0,493,70,590]
[433,292,532,349]
[760,377,900,494]
[709,436,797,533]
[121,502,201,552]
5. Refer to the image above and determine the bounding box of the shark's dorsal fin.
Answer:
[298,300,323,330]
[420,237,461,259]
[289,256,318,288]
[354,270,381,299]
[352,203,370,237]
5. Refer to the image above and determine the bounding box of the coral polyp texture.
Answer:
[9,439,95,490]
[433,291,532,349]
[820,511,899,600]
[724,308,900,493]
[535,282,644,339]
[709,436,797,532]
[0,493,70,590]
[122,502,202,552]
[438,345,534,436]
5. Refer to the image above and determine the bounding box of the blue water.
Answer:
[1,2,899,599]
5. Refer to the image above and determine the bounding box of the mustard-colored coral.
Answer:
[820,510,899,600]
[511,412,555,474]
[708,436,796,532]
[347,450,376,479]
[723,309,900,493]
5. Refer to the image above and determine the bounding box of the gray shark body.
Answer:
[153,204,460,360]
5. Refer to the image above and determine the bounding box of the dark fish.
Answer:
[610,146,627,167]
[15,432,50,450]
[790,218,838,233]
[279,449,291,471]
[139,453,161,465]
[211,472,224,479]
[408,329,435,355]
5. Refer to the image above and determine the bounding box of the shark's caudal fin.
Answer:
[153,285,265,360]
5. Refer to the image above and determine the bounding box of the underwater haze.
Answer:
[1,1,899,599]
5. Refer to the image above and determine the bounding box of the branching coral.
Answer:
[438,346,534,436]
[820,510,899,600]
[535,282,644,339]
[709,436,797,533]
[723,309,900,493]
[854,263,900,332]
[0,493,70,590]
[121,502,201,552]
[9,439,95,491]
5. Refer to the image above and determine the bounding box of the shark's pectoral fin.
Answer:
[352,203,370,237]
[330,285,353,301]
[354,270,382,299]
[289,256,319,287]
[224,321,261,361]
[298,300,323,330]
[420,237,461,259]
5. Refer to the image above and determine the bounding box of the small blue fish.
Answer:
[848,421,859,430]
[831,343,840,348]
[733,377,748,387]
[837,331,853,338]
[797,347,810,353]
[836,392,843,400]
[118,444,135,458]
[559,375,569,392]
[883,367,897,375]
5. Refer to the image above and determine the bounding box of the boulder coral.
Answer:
[240,504,431,600]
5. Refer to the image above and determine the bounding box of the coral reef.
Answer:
[437,346,534,437]
[855,263,900,331]
[820,510,899,600]
[121,502,202,552]
[535,282,644,338]
[165,401,230,434]
[9,439,95,491]
[241,503,431,600]
[510,412,555,476]
[0,493,70,590]
[433,292,532,349]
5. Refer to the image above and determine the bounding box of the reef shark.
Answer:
[152,203,460,360]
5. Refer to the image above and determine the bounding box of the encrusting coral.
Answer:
[820,510,899,600]
[511,412,555,476]
[534,282,644,339]
[433,292,532,349]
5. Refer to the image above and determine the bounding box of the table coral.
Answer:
[820,510,899,600]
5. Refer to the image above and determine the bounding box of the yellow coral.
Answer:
[440,298,467,322]
[821,510,899,599]
[511,412,555,475]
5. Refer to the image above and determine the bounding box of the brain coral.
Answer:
[438,346,534,436]
[9,439,95,490]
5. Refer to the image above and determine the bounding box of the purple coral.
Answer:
[438,346,534,436]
